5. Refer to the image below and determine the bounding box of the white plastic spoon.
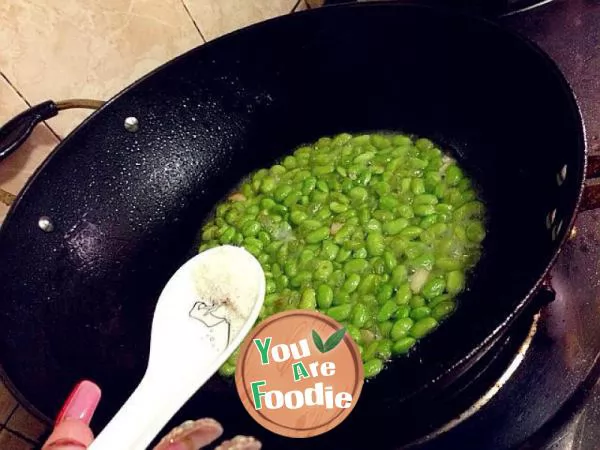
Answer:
[88,245,265,450]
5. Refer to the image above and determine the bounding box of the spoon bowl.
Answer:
[88,245,265,450]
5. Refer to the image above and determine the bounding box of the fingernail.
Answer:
[155,418,223,450]
[55,380,101,426]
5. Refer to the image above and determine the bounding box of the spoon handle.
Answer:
[88,373,193,450]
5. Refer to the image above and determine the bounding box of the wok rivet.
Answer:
[124,116,139,132]
[557,164,567,186]
[38,216,54,233]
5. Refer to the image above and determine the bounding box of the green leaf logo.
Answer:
[312,330,325,353]
[312,327,346,353]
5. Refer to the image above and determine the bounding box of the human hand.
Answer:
[42,380,261,450]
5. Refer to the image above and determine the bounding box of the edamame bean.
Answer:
[376,340,393,360]
[299,288,317,309]
[422,277,446,299]
[392,337,417,355]
[410,306,432,320]
[344,258,369,274]
[446,270,465,295]
[366,232,385,256]
[395,283,412,305]
[391,317,414,341]
[363,359,384,378]
[352,303,369,327]
[306,227,330,243]
[343,273,361,293]
[377,300,399,322]
[383,218,409,235]
[327,304,352,321]
[432,301,456,320]
[410,317,439,339]
[317,284,334,309]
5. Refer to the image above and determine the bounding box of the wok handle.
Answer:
[0,99,104,162]
[581,154,600,210]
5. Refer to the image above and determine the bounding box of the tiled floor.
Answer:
[0,0,310,446]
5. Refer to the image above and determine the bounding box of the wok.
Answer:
[0,3,595,448]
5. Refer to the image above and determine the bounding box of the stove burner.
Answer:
[417,312,541,443]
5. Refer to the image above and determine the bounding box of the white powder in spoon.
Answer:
[189,245,264,346]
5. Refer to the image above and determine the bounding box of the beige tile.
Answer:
[7,406,48,442]
[183,0,297,41]
[0,202,8,224]
[0,76,59,199]
[305,0,325,7]
[0,430,34,450]
[295,1,309,11]
[0,379,18,423]
[0,0,203,138]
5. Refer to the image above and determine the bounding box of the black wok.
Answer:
[0,3,594,448]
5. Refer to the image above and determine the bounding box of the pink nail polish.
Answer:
[55,380,102,425]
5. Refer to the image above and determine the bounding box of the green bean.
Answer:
[391,265,408,286]
[399,226,422,240]
[377,300,399,322]
[317,284,334,309]
[327,304,353,321]
[377,283,394,304]
[379,321,394,338]
[446,165,464,186]
[290,210,308,225]
[219,363,237,377]
[344,258,369,274]
[376,339,393,360]
[409,295,426,308]
[299,288,317,309]
[363,358,384,378]
[314,260,334,281]
[391,317,414,341]
[320,241,339,261]
[366,232,385,256]
[330,270,346,287]
[358,274,378,294]
[290,271,311,288]
[392,337,417,355]
[410,306,431,320]
[446,270,466,295]
[373,209,394,222]
[352,303,369,327]
[411,253,434,271]
[395,283,412,305]
[383,251,397,271]
[397,205,415,219]
[349,186,369,202]
[432,301,456,320]
[343,273,361,293]
[410,317,439,339]
[414,205,436,216]
[435,257,464,271]
[306,227,330,243]
[335,247,352,264]
[346,324,361,342]
[415,138,434,150]
[466,221,486,243]
[383,218,409,235]
[422,277,446,299]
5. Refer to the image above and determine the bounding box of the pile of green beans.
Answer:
[199,133,486,379]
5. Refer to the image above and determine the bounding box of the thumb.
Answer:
[42,380,101,450]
